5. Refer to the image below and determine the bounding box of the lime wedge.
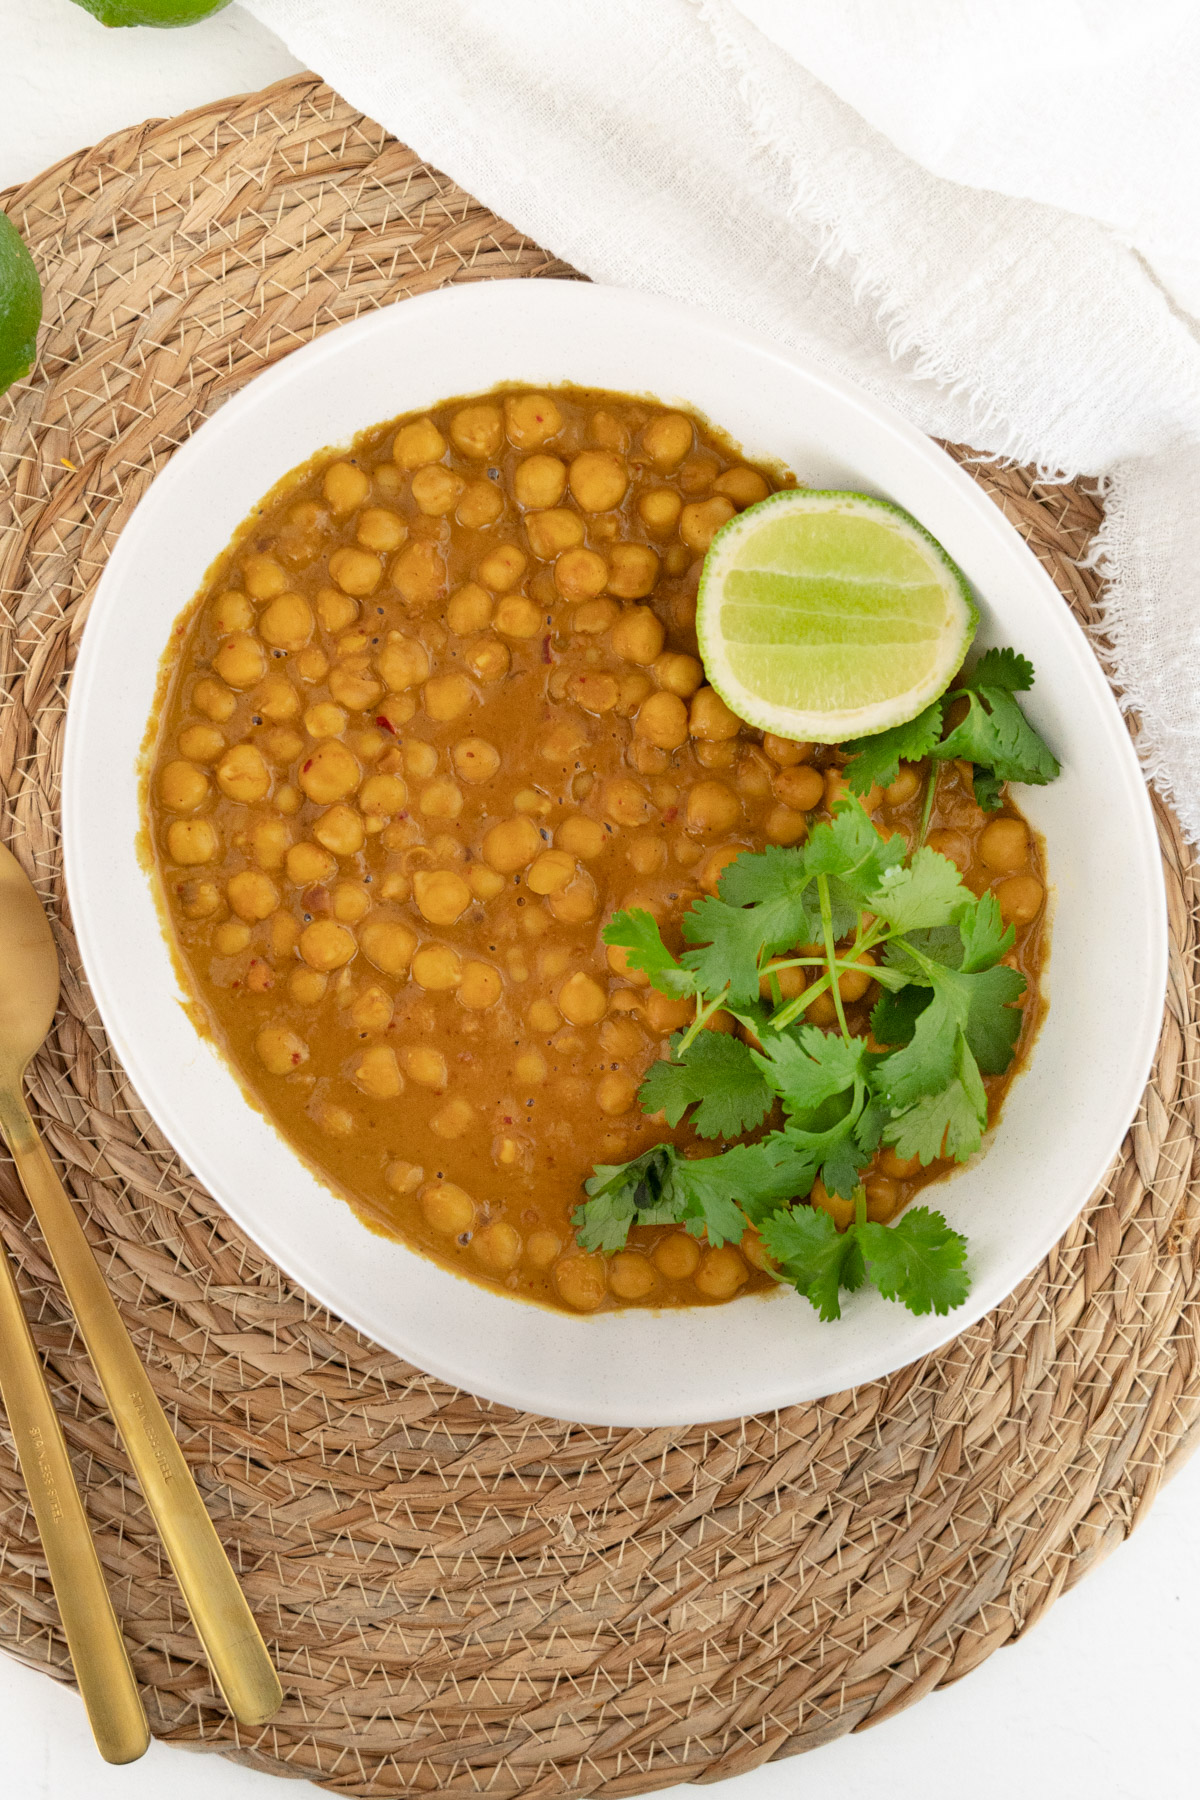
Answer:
[0,210,41,399]
[696,489,978,742]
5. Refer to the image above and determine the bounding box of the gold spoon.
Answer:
[0,841,282,1731]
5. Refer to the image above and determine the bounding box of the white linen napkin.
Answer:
[243,0,1200,841]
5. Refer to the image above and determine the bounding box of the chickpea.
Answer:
[214,743,269,804]
[358,773,408,817]
[391,540,447,610]
[527,849,576,895]
[353,1044,403,1098]
[299,919,357,971]
[878,1146,922,1179]
[409,464,463,517]
[210,590,253,635]
[515,1052,547,1087]
[713,467,770,508]
[811,1180,855,1232]
[465,635,511,682]
[458,960,502,1010]
[328,546,383,597]
[509,453,564,510]
[980,816,1030,873]
[418,778,463,821]
[447,583,493,636]
[159,760,208,811]
[298,740,360,804]
[431,1097,475,1140]
[680,496,736,553]
[654,1233,701,1279]
[192,677,237,723]
[179,879,221,919]
[295,647,329,685]
[571,598,619,635]
[641,413,692,470]
[412,869,472,926]
[451,737,501,784]
[378,634,430,692]
[652,652,704,699]
[404,1046,448,1090]
[214,633,266,690]
[444,489,499,544]
[607,543,659,600]
[314,1102,355,1138]
[885,764,922,806]
[697,843,742,895]
[637,487,683,536]
[772,763,824,812]
[680,452,719,494]
[421,1181,475,1235]
[694,1245,749,1300]
[360,916,417,975]
[762,733,812,767]
[332,882,371,923]
[314,587,357,635]
[686,779,740,834]
[526,508,586,560]
[602,1252,654,1301]
[269,911,301,955]
[865,1177,899,1223]
[558,971,607,1025]
[450,402,503,460]
[166,819,218,864]
[602,776,651,827]
[567,671,619,714]
[504,391,563,448]
[476,543,527,594]
[555,816,604,861]
[325,657,381,714]
[553,1254,607,1312]
[555,547,608,600]
[255,671,301,721]
[996,874,1044,924]
[214,920,251,955]
[609,606,665,666]
[423,672,475,722]
[926,828,971,872]
[393,417,447,469]
[301,702,345,742]
[595,1071,638,1116]
[226,870,279,922]
[600,1018,644,1059]
[289,966,327,1004]
[494,595,542,638]
[482,816,542,873]
[524,1230,561,1269]
[527,998,560,1033]
[383,1159,423,1197]
[323,461,370,513]
[689,686,740,741]
[255,1026,308,1075]
[241,554,286,600]
[344,986,390,1034]
[549,874,598,923]
[569,450,628,513]
[836,950,876,1002]
[285,842,335,885]
[635,691,688,750]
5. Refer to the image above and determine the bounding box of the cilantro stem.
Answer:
[817,873,852,1045]
[917,760,939,848]
[676,984,732,1055]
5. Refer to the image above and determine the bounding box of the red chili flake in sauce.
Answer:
[541,634,553,664]
[375,715,396,733]
[662,806,679,823]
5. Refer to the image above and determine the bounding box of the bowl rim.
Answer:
[62,278,1167,1424]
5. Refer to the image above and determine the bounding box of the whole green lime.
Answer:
[0,211,41,398]
[70,0,231,25]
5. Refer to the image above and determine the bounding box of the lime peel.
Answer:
[0,211,42,399]
[696,489,978,742]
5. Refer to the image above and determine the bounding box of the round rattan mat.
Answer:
[1,71,1198,1796]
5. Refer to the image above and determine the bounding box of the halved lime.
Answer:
[696,490,978,742]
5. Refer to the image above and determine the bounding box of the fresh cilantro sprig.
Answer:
[841,645,1059,811]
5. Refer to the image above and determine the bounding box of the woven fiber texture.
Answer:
[1,73,1198,1796]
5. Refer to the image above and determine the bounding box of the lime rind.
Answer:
[0,211,42,398]
[696,489,978,742]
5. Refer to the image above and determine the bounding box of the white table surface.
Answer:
[3,5,1198,1796]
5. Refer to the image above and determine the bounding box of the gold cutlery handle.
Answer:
[0,1228,149,1762]
[0,1089,282,1727]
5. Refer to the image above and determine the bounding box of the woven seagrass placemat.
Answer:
[1,71,1198,1795]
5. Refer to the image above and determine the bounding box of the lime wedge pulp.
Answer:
[696,489,978,742]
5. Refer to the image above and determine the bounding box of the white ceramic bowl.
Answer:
[63,281,1166,1426]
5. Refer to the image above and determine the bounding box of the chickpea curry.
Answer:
[145,385,1049,1319]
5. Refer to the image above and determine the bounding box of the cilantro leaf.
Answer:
[969,647,1034,692]
[882,1029,988,1163]
[680,896,766,1006]
[640,1031,774,1140]
[970,766,1005,811]
[871,983,931,1047]
[957,889,1014,972]
[718,844,821,948]
[804,802,905,936]
[751,1026,867,1120]
[840,700,944,795]
[576,1145,680,1251]
[867,846,967,934]
[937,657,1059,788]
[697,1137,819,1227]
[603,909,696,999]
[759,1205,865,1322]
[859,1207,970,1315]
